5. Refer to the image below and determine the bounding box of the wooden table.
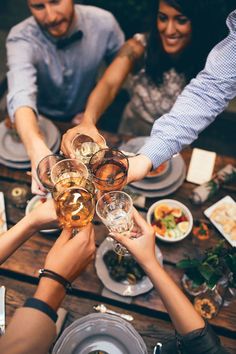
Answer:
[0,123,236,353]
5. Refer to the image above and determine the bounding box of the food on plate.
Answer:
[210,202,236,240]
[103,250,145,284]
[151,203,190,239]
[147,161,168,177]
[194,296,219,320]
[193,222,210,240]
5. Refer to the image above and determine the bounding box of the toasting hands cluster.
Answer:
[36,132,135,254]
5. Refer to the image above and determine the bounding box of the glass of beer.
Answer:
[71,133,106,165]
[50,158,88,186]
[37,154,64,191]
[96,191,133,256]
[89,148,129,192]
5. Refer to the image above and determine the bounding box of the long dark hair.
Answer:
[145,0,230,85]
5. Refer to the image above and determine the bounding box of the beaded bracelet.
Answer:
[38,268,72,292]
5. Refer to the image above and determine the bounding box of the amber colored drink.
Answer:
[92,159,127,191]
[54,186,95,228]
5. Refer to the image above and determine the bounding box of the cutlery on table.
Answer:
[0,286,6,335]
[93,304,134,322]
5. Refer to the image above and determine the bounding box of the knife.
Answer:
[0,286,6,335]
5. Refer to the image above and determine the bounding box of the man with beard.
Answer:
[6,0,124,193]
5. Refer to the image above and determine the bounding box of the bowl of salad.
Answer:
[147,199,193,242]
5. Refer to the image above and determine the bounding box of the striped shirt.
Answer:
[139,10,236,168]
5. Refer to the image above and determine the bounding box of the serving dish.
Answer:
[204,196,236,247]
[95,239,163,296]
[147,199,193,242]
[53,313,147,354]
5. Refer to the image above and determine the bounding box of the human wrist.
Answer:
[34,277,66,312]
[81,112,97,126]
[24,298,58,323]
[28,140,51,160]
[141,258,161,275]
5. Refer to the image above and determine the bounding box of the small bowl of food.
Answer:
[147,199,193,242]
[25,194,59,233]
[146,160,170,179]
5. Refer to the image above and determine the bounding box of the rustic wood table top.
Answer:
[0,122,236,353]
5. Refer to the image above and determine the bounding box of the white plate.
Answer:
[53,313,147,354]
[204,196,236,247]
[147,199,193,242]
[131,154,185,191]
[0,117,60,162]
[0,192,7,235]
[25,194,59,233]
[128,164,186,198]
[95,238,163,297]
[0,134,61,170]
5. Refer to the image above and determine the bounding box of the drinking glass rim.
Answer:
[96,190,133,218]
[71,132,106,150]
[53,184,95,201]
[36,153,63,176]
[88,148,129,182]
[50,158,89,185]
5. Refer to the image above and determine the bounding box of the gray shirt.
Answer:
[6,5,124,121]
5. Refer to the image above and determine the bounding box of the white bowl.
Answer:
[147,199,193,242]
[25,194,59,233]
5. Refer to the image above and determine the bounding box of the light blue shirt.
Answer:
[6,5,124,121]
[139,10,236,168]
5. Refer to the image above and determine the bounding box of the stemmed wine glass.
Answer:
[71,133,106,165]
[52,177,95,230]
[89,148,129,193]
[37,154,64,191]
[96,191,133,256]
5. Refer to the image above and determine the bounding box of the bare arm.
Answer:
[0,200,57,264]
[61,39,144,157]
[83,38,145,125]
[112,209,204,335]
[0,226,95,354]
[15,107,52,194]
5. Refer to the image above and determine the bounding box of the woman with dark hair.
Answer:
[61,0,229,155]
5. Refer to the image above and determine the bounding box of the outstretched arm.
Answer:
[133,14,236,179]
[112,209,204,335]
[7,34,51,195]
[61,39,144,158]
[0,199,57,264]
[15,107,52,194]
[0,225,95,354]
[111,210,227,353]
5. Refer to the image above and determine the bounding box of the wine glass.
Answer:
[71,133,106,165]
[52,177,95,230]
[89,148,129,193]
[96,191,133,256]
[50,158,88,186]
[37,154,64,191]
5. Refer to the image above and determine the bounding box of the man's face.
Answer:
[28,0,75,37]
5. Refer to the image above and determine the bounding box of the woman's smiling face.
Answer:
[157,0,192,55]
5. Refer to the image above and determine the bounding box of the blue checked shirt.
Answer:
[139,10,236,168]
[6,5,124,121]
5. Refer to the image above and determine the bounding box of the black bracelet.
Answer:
[38,268,72,292]
[24,298,58,323]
